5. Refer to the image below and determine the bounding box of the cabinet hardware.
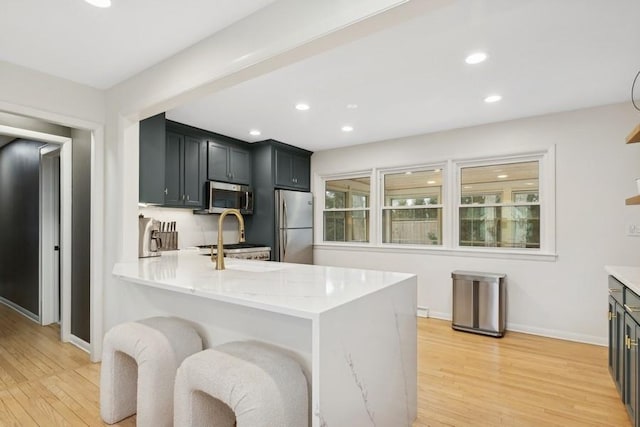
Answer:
[182,194,185,201]
[609,311,616,320]
[186,195,190,201]
[608,288,622,293]
[624,304,640,313]
[164,188,168,195]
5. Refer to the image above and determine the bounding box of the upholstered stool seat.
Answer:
[174,341,308,427]
[100,317,203,426]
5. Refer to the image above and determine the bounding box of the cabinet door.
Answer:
[274,148,293,188]
[291,153,310,190]
[229,146,251,184]
[183,136,205,207]
[164,131,183,206]
[624,312,639,422]
[610,296,623,394]
[139,113,166,204]
[207,141,230,182]
[618,302,627,397]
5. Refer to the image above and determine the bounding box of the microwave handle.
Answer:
[245,191,250,211]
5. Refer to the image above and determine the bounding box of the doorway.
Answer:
[40,145,61,325]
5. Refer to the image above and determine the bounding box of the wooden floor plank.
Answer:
[0,301,631,426]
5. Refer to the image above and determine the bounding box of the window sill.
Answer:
[313,243,558,262]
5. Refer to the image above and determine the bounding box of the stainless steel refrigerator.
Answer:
[274,189,313,264]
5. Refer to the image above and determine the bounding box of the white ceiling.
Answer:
[2,1,640,153]
[167,0,640,152]
[0,0,275,89]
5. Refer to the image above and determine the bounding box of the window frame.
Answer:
[315,147,556,260]
[378,163,447,247]
[452,149,555,254]
[321,170,374,244]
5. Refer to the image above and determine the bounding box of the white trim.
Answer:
[90,128,104,362]
[314,243,558,262]
[0,297,39,322]
[0,103,105,362]
[68,334,91,354]
[416,306,429,318]
[0,125,70,145]
[427,311,605,346]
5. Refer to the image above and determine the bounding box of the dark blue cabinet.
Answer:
[207,139,251,185]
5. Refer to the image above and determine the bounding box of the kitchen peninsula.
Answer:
[113,251,417,426]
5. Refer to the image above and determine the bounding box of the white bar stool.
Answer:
[100,317,203,426]
[174,341,308,427]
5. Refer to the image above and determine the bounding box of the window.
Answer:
[382,168,443,245]
[323,177,370,242]
[458,160,540,249]
[317,148,553,257]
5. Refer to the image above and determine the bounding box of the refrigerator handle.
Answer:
[283,198,288,230]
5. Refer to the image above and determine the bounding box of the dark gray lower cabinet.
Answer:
[609,275,640,427]
[624,312,639,423]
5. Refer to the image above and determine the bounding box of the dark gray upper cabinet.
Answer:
[207,140,251,185]
[164,127,207,208]
[274,145,311,191]
[139,113,166,204]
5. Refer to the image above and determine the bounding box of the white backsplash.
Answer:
[139,206,243,249]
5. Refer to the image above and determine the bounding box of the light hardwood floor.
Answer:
[0,302,629,426]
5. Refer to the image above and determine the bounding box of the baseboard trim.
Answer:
[0,297,39,323]
[416,306,429,318]
[425,311,605,346]
[68,334,90,353]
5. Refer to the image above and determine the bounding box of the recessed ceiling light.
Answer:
[463,186,473,189]
[347,104,358,109]
[497,174,508,179]
[526,182,534,186]
[249,129,261,136]
[465,52,487,65]
[405,171,413,175]
[295,103,310,111]
[427,180,436,184]
[341,125,354,132]
[484,94,502,103]
[85,0,111,7]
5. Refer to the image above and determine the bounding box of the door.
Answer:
[278,190,313,229]
[279,227,313,264]
[40,146,61,325]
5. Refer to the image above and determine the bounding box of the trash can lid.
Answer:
[451,270,506,280]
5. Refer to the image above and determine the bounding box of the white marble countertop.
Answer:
[605,265,640,296]
[113,250,416,319]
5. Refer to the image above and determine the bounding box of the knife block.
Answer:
[158,231,178,251]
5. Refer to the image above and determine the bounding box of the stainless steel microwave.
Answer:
[207,181,253,214]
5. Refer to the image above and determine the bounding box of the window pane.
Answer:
[323,211,369,242]
[325,191,345,209]
[325,178,370,208]
[383,169,443,246]
[459,206,540,248]
[461,161,538,203]
[384,170,442,207]
[382,208,442,245]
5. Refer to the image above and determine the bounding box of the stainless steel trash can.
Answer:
[451,271,506,337]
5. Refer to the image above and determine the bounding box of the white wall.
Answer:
[138,207,243,249]
[312,102,640,344]
[100,0,415,358]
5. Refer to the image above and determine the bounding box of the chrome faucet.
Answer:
[212,208,245,270]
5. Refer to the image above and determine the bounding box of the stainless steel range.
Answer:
[196,243,271,261]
